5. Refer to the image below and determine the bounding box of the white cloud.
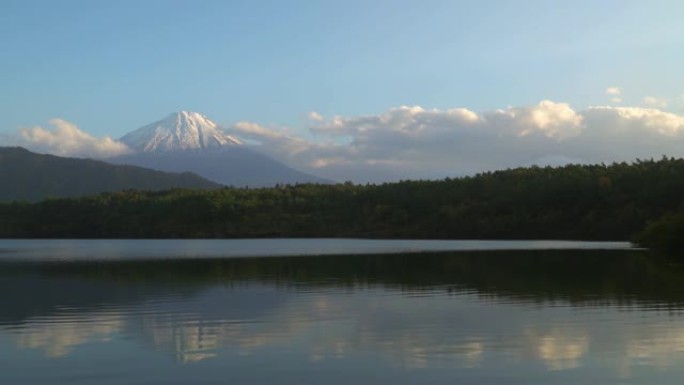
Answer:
[643,96,668,108]
[486,100,583,140]
[229,101,684,183]
[232,121,316,157]
[606,87,622,96]
[307,111,324,121]
[585,106,684,135]
[606,87,623,104]
[18,119,131,158]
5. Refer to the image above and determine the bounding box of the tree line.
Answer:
[1,157,683,248]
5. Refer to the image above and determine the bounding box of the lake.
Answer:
[3,239,684,384]
[0,238,631,261]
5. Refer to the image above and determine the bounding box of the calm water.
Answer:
[2,239,683,385]
[0,238,631,261]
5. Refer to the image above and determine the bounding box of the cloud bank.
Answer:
[233,101,684,183]
[10,101,684,183]
[15,119,131,158]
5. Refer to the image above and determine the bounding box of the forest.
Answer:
[1,157,683,250]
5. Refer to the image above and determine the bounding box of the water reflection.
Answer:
[2,250,684,384]
[14,309,124,358]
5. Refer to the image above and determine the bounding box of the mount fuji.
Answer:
[110,111,330,187]
[120,111,242,152]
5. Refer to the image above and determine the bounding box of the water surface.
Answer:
[1,240,681,385]
[0,238,632,261]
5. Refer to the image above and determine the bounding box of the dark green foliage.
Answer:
[0,147,220,202]
[634,211,684,253]
[1,156,684,240]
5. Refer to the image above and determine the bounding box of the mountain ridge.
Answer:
[0,147,221,202]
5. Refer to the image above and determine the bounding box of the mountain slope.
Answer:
[120,111,241,152]
[113,111,331,186]
[0,147,221,202]
[111,147,329,187]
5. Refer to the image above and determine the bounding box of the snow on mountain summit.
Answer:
[120,111,242,152]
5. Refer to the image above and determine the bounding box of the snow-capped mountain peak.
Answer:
[120,111,242,152]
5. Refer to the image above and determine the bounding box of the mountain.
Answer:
[120,111,242,152]
[113,111,330,187]
[0,147,221,202]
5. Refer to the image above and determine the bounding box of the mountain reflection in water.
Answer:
[2,249,684,385]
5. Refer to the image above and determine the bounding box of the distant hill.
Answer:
[0,147,221,202]
[111,111,331,186]
[111,147,330,187]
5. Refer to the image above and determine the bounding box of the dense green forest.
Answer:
[1,157,683,246]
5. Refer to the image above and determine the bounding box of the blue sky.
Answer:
[3,0,684,181]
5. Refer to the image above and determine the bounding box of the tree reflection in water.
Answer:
[2,250,684,384]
